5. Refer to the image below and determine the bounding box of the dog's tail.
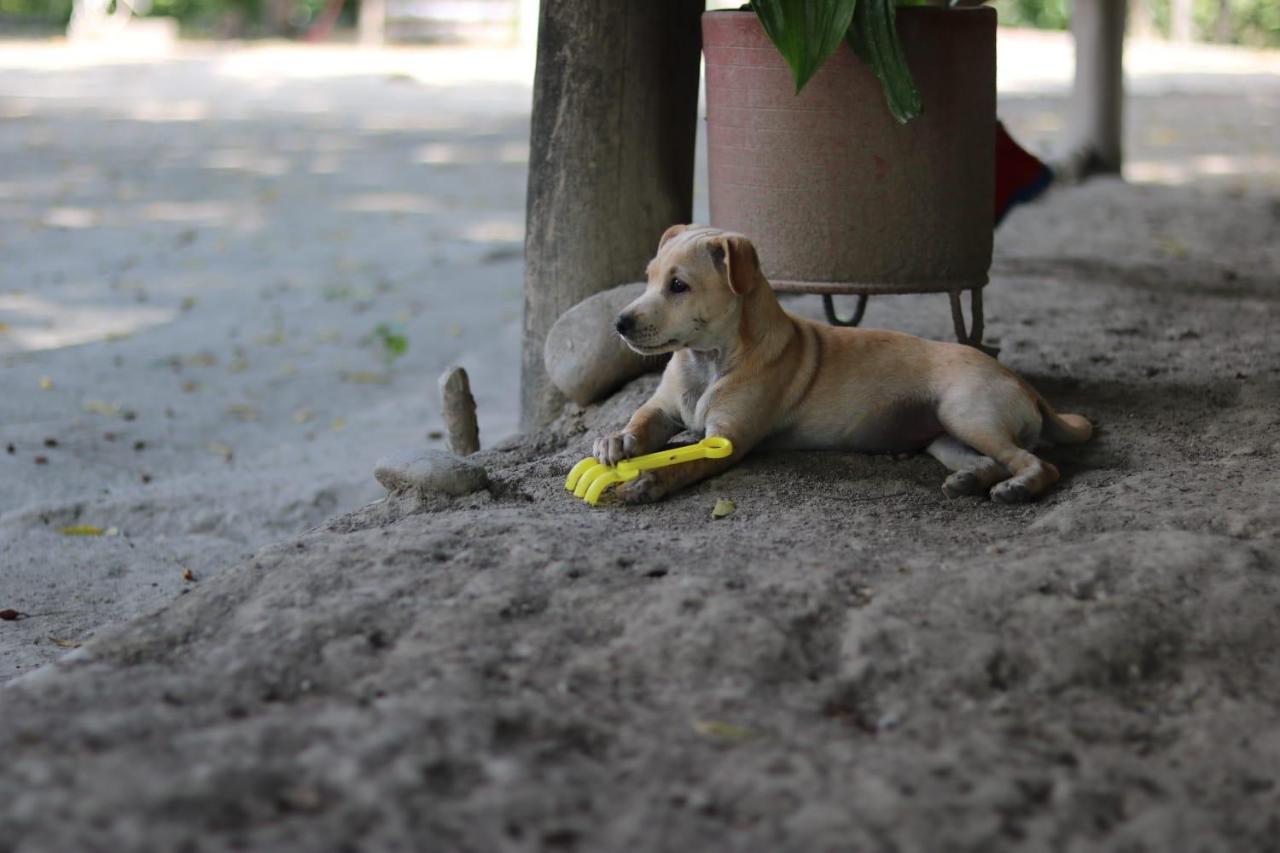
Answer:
[1035,394,1093,445]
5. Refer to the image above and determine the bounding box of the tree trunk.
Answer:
[520,0,702,429]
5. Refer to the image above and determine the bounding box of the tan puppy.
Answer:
[594,224,1092,504]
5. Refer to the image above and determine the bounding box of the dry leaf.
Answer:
[256,331,286,346]
[0,609,27,621]
[60,524,104,536]
[39,376,53,390]
[330,418,347,432]
[181,568,196,582]
[446,323,463,338]
[291,408,314,424]
[340,370,390,385]
[0,322,9,333]
[82,400,120,417]
[181,380,200,393]
[277,362,297,376]
[711,498,735,519]
[692,719,753,740]
[48,637,81,649]
[227,357,250,373]
[207,441,234,462]
[225,403,258,422]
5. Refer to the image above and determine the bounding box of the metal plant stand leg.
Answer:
[823,293,869,327]
[948,287,997,356]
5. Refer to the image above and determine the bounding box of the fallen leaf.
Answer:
[82,400,120,417]
[0,322,9,333]
[181,568,196,582]
[34,455,48,465]
[330,417,347,432]
[0,609,26,621]
[38,376,53,390]
[180,296,197,311]
[1155,237,1188,259]
[290,408,314,424]
[339,370,390,385]
[446,323,463,338]
[181,380,200,393]
[182,352,218,368]
[207,441,234,462]
[105,331,131,342]
[227,357,250,373]
[711,498,736,519]
[692,719,753,740]
[60,525,104,536]
[427,430,444,440]
[256,331,287,346]
[48,637,80,649]
[277,362,297,376]
[225,403,258,422]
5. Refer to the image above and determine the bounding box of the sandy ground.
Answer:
[0,28,1279,852]
[2,32,1278,680]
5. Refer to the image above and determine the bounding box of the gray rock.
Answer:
[373,448,488,497]
[543,282,666,406]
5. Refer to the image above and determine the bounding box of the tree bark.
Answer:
[520,0,703,429]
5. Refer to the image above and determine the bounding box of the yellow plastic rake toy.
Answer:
[565,437,734,506]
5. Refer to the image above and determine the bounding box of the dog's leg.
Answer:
[942,424,1059,503]
[926,436,1009,499]
[594,404,683,465]
[617,417,761,504]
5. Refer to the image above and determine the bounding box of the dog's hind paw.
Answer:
[942,471,981,498]
[990,480,1033,504]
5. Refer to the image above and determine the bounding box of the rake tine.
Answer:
[565,457,599,492]
[583,470,624,506]
[572,463,612,499]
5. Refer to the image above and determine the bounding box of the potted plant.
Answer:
[703,0,996,346]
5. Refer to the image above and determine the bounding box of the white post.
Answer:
[1059,0,1127,180]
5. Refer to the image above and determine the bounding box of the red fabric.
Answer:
[994,120,1052,225]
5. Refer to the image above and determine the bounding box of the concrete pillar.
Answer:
[520,0,702,429]
[359,0,385,46]
[1062,0,1127,179]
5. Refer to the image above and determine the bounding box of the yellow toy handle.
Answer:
[617,436,733,476]
[564,436,734,504]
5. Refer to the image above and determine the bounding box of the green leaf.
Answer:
[752,0,859,93]
[848,0,923,123]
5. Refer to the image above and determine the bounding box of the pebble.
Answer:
[373,448,488,497]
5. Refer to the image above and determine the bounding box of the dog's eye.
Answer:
[668,277,689,294]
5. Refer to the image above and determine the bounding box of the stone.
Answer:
[373,449,488,497]
[543,282,666,407]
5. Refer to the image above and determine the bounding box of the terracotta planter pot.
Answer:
[703,8,996,303]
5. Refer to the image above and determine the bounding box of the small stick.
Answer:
[439,366,480,456]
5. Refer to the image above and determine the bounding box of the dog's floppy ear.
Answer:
[657,224,689,251]
[710,233,760,296]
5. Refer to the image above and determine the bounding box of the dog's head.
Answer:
[614,224,762,355]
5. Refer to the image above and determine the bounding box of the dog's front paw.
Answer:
[616,472,666,504]
[593,431,638,466]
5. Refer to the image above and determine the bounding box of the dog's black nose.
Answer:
[615,313,635,336]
